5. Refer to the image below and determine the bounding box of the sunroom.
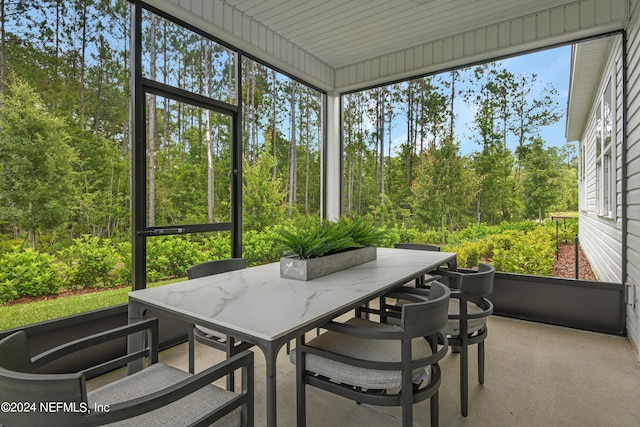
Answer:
[1,0,639,426]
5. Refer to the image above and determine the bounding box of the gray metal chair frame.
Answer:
[293,282,451,427]
[438,263,494,417]
[0,318,254,426]
[186,258,254,390]
[394,243,450,287]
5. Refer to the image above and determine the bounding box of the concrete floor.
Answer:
[89,316,640,426]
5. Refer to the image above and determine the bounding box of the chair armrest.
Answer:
[86,349,254,425]
[30,318,159,377]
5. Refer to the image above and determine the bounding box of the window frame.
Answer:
[594,74,616,219]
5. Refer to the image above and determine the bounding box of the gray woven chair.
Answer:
[186,258,254,390]
[0,318,253,426]
[291,281,450,427]
[438,263,494,417]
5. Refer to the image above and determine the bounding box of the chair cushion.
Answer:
[88,363,240,427]
[442,299,487,336]
[290,318,431,390]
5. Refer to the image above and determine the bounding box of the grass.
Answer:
[0,279,186,331]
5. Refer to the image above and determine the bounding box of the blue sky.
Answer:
[387,44,573,157]
[457,45,573,155]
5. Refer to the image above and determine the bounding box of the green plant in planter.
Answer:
[274,216,383,260]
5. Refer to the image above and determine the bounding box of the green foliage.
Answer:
[492,227,555,276]
[243,228,288,266]
[520,138,562,221]
[0,79,77,248]
[444,223,556,275]
[201,233,232,262]
[58,235,121,289]
[411,138,478,241]
[0,249,63,302]
[243,144,288,232]
[274,216,383,259]
[146,237,203,282]
[115,241,133,285]
[0,236,24,256]
[378,225,441,248]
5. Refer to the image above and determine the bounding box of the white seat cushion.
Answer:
[290,318,431,390]
[442,299,487,336]
[88,363,241,427]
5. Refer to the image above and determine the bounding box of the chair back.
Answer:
[187,258,247,279]
[0,332,86,426]
[394,243,441,251]
[458,263,494,297]
[400,281,450,338]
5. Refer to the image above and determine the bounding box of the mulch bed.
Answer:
[552,242,597,281]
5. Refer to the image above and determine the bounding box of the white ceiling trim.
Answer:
[144,0,628,93]
[335,0,628,92]
[144,0,335,90]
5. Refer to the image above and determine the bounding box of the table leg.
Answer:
[263,342,280,427]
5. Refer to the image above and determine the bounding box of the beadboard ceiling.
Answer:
[147,0,627,91]
[218,0,574,68]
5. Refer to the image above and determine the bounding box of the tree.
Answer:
[520,137,561,221]
[412,138,478,242]
[0,79,76,248]
[243,144,287,232]
[510,74,561,186]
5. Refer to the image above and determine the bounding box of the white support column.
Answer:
[323,91,342,221]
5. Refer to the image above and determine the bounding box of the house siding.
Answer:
[578,36,623,286]
[626,0,640,358]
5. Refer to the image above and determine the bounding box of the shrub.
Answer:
[243,228,288,266]
[59,235,121,289]
[492,227,555,276]
[445,240,487,268]
[115,241,132,285]
[485,230,524,259]
[0,248,63,302]
[0,237,24,256]
[201,233,232,261]
[146,236,203,281]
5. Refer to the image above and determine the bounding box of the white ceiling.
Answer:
[222,0,577,68]
[149,0,627,92]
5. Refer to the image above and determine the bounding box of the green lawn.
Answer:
[0,279,185,330]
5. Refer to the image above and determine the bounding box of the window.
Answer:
[579,140,586,211]
[594,78,615,218]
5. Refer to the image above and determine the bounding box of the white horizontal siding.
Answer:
[578,36,623,285]
[625,0,640,359]
[579,213,622,283]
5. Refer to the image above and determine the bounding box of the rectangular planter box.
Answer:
[280,246,377,281]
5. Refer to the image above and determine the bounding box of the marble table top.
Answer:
[129,247,456,343]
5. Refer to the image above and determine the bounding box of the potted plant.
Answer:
[275,216,383,280]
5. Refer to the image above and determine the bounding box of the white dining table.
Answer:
[127,247,457,426]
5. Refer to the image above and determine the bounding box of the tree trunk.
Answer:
[205,43,214,223]
[288,82,297,210]
[79,0,87,121]
[304,92,310,215]
[147,14,157,226]
[0,0,6,99]
[272,69,278,180]
[379,89,385,204]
